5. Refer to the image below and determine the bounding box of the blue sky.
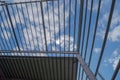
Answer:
[0,0,120,80]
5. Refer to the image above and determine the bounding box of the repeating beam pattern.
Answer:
[0,0,119,80]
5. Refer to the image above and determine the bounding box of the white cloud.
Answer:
[23,25,46,50]
[97,12,109,39]
[19,0,71,51]
[99,13,109,27]
[10,52,47,56]
[1,7,25,28]
[108,25,120,42]
[111,12,120,28]
[56,35,76,51]
[108,55,120,70]
[105,48,120,70]
[94,48,101,54]
[88,0,99,12]
[112,58,119,70]
[97,17,120,42]
[97,3,120,42]
[1,0,76,55]
[56,39,60,44]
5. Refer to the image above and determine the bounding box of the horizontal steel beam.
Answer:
[0,56,76,59]
[0,50,79,54]
[0,0,57,6]
[76,54,96,80]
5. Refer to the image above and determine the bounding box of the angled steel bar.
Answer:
[52,0,57,51]
[15,4,28,50]
[36,2,44,51]
[11,5,24,50]
[0,6,15,50]
[12,4,29,78]
[95,0,116,76]
[77,0,84,52]
[0,6,18,78]
[5,3,20,50]
[81,0,88,58]
[76,54,96,80]
[77,0,84,79]
[111,59,120,80]
[98,72,105,80]
[1,5,20,76]
[83,0,93,61]
[88,0,101,67]
[40,2,48,51]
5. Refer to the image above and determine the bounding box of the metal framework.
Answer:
[0,0,119,80]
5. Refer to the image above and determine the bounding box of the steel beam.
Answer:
[5,3,20,50]
[111,59,120,80]
[0,50,79,54]
[95,0,116,76]
[0,0,57,6]
[98,72,105,80]
[76,54,96,80]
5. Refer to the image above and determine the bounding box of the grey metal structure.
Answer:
[76,54,96,80]
[0,0,119,80]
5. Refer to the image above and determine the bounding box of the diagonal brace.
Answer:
[76,54,96,80]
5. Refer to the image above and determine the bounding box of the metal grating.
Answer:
[0,56,78,80]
